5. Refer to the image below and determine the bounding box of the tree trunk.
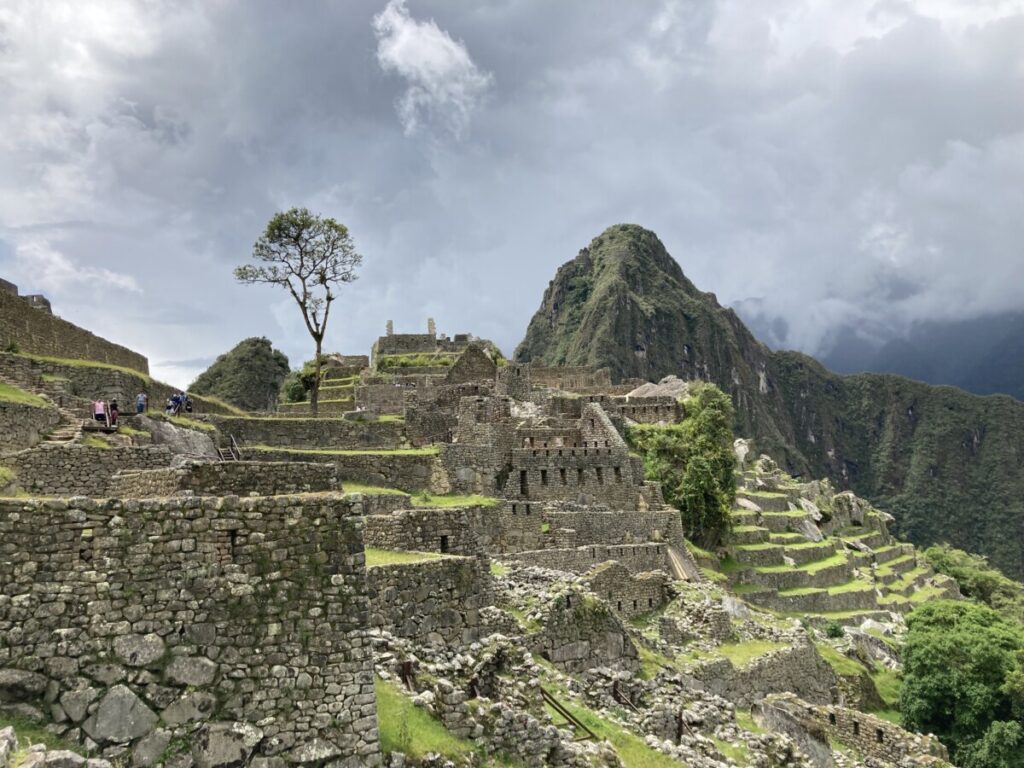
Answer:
[310,340,323,417]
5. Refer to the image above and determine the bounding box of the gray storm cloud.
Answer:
[0,0,1022,387]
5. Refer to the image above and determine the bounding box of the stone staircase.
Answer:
[40,404,85,445]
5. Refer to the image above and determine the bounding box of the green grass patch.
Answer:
[116,425,147,437]
[411,493,500,508]
[871,709,901,725]
[735,709,766,734]
[637,645,675,680]
[872,668,901,708]
[80,435,110,449]
[375,677,506,763]
[377,352,459,370]
[365,549,444,568]
[15,352,149,380]
[39,374,68,383]
[0,382,47,407]
[0,712,80,753]
[713,736,750,765]
[546,695,683,768]
[490,561,508,577]
[0,466,14,487]
[815,643,867,677]
[343,483,409,496]
[716,640,785,667]
[377,414,405,423]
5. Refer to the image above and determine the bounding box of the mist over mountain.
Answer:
[736,303,1024,402]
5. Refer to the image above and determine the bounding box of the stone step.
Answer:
[759,511,812,533]
[729,510,761,527]
[746,558,854,591]
[737,491,791,513]
[871,544,911,565]
[782,540,839,566]
[745,581,879,614]
[841,529,889,550]
[733,543,785,567]
[731,526,771,545]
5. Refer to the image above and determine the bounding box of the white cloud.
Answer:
[373,0,493,137]
[12,237,141,296]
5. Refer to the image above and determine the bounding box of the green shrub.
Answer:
[901,600,1024,761]
[825,621,844,639]
[626,383,735,546]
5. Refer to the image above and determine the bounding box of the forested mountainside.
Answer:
[515,224,1024,577]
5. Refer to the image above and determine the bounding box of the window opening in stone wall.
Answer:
[440,535,450,553]
[560,468,567,484]
[648,598,653,607]
[876,729,883,744]
[829,713,836,725]
[853,721,860,736]
[228,529,239,561]
[577,468,585,485]
[78,527,94,564]
[596,467,603,485]
[590,419,595,428]
[525,504,532,515]
[520,470,528,495]
[512,503,518,515]
[541,469,548,486]
[614,466,622,482]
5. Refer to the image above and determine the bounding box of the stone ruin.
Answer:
[0,306,958,768]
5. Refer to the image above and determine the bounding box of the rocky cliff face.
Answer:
[516,224,1024,577]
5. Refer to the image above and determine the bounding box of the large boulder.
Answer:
[0,668,48,702]
[192,722,263,768]
[138,416,217,459]
[113,634,166,668]
[82,685,158,744]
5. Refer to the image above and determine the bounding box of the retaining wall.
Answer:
[0,494,379,765]
[6,444,172,496]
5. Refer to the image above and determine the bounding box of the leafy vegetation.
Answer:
[901,600,1024,762]
[189,337,289,412]
[235,207,362,416]
[925,544,1024,623]
[627,383,736,546]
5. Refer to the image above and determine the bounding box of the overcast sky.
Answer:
[1,1,1022,387]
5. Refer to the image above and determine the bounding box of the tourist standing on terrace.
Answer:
[135,391,148,413]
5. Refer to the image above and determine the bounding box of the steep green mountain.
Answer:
[516,224,1024,578]
[189,337,290,412]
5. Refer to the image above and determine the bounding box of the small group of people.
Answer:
[166,391,193,415]
[92,399,119,428]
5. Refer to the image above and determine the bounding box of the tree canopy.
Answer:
[626,383,736,546]
[901,600,1024,762]
[235,208,361,415]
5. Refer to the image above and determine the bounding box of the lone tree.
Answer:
[235,208,362,416]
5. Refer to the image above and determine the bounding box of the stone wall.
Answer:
[353,383,409,415]
[0,400,60,453]
[688,642,837,709]
[528,366,612,390]
[815,703,948,764]
[363,506,492,555]
[585,562,670,618]
[0,494,379,766]
[205,415,404,450]
[0,288,149,373]
[755,694,949,765]
[545,508,686,549]
[0,353,235,415]
[109,460,340,498]
[367,556,492,645]
[251,448,444,493]
[529,591,639,673]
[7,444,172,496]
[500,543,671,575]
